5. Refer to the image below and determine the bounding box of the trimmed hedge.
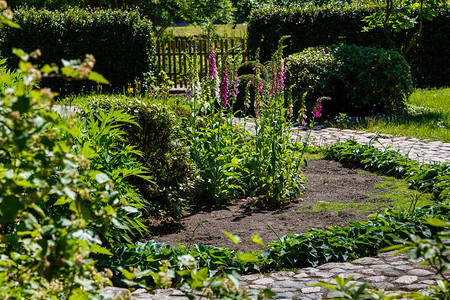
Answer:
[0,8,155,94]
[248,3,450,87]
[286,45,413,116]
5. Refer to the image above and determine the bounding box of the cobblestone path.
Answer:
[105,251,448,299]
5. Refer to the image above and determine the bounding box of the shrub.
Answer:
[237,60,268,79]
[82,95,196,219]
[233,61,268,116]
[286,44,413,116]
[247,3,450,87]
[0,7,155,94]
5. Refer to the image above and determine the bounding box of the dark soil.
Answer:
[148,159,390,250]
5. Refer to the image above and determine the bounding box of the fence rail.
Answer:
[156,38,248,89]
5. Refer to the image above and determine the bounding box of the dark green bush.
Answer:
[286,45,413,115]
[248,3,450,87]
[0,7,155,94]
[237,60,268,79]
[83,95,196,219]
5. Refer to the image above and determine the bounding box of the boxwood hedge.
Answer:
[0,7,155,94]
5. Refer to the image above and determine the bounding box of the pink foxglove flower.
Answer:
[312,100,322,118]
[208,41,217,81]
[232,68,239,97]
[221,63,229,110]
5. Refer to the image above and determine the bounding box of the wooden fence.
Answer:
[156,38,248,89]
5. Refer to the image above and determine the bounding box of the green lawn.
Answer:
[163,24,247,38]
[333,87,450,142]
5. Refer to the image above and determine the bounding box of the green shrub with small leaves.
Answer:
[286,45,413,116]
[0,7,155,94]
[0,50,118,299]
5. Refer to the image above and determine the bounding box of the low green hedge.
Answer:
[0,8,155,94]
[248,3,450,87]
[286,45,413,116]
[82,95,196,219]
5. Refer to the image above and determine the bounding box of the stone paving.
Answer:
[233,118,450,165]
[105,251,449,299]
[102,118,450,299]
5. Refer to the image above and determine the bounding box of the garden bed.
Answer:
[148,159,403,250]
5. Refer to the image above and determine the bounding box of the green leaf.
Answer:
[61,66,79,78]
[90,244,113,256]
[120,267,136,281]
[237,253,259,263]
[222,230,241,245]
[251,232,266,247]
[88,71,110,84]
[260,289,276,297]
[425,218,450,227]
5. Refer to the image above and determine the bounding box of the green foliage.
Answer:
[0,56,21,93]
[324,141,450,202]
[286,44,413,116]
[97,238,262,298]
[0,7,155,94]
[363,0,449,57]
[315,218,450,300]
[8,0,236,38]
[81,94,196,219]
[237,60,268,79]
[261,203,450,269]
[0,50,117,298]
[61,107,152,244]
[247,2,450,87]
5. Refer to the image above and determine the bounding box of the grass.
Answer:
[164,24,247,39]
[332,87,450,142]
[58,92,190,109]
[301,172,435,214]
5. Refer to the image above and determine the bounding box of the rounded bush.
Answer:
[286,44,413,116]
[237,60,269,79]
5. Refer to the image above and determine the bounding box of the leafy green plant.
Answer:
[0,7,155,94]
[0,45,116,300]
[81,94,196,219]
[62,106,152,245]
[247,1,450,87]
[0,56,21,93]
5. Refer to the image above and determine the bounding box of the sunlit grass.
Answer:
[332,87,450,142]
[307,173,435,214]
[164,24,247,38]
